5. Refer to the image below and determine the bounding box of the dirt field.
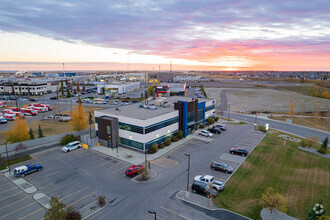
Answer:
[206,88,330,114]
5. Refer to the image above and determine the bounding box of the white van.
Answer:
[61,141,81,152]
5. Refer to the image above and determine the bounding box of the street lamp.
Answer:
[184,153,190,193]
[1,142,11,174]
[148,210,156,220]
[255,112,258,130]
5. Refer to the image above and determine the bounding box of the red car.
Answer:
[125,165,144,177]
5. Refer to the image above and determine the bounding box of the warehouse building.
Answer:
[152,83,186,97]
[97,82,140,95]
[94,96,215,152]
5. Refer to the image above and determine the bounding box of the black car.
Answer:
[229,148,249,157]
[28,98,37,101]
[211,161,233,174]
[214,124,226,131]
[191,181,218,198]
[208,127,221,134]
[50,97,57,100]
[131,100,138,103]
[9,96,17,100]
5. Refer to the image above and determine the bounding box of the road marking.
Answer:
[0,186,16,195]
[30,171,60,183]
[160,206,192,220]
[17,207,44,220]
[214,177,227,182]
[67,191,96,207]
[150,157,178,169]
[106,161,122,170]
[112,164,130,174]
[90,157,107,164]
[83,154,101,162]
[59,186,89,201]
[0,181,12,187]
[0,191,22,203]
[97,159,114,167]
[0,197,29,210]
[0,202,37,219]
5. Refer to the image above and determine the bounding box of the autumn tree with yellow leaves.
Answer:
[69,98,87,132]
[5,117,29,143]
[260,187,287,214]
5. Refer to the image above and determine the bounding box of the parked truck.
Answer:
[14,164,43,177]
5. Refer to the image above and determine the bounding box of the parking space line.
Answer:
[106,161,122,170]
[59,186,89,201]
[83,154,101,162]
[76,151,95,160]
[0,181,12,187]
[0,186,16,195]
[0,202,37,219]
[67,191,97,207]
[0,197,29,210]
[90,157,107,164]
[112,164,130,174]
[97,159,114,167]
[214,177,227,182]
[30,171,60,183]
[160,206,192,220]
[17,207,44,220]
[0,191,22,203]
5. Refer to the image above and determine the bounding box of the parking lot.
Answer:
[1,122,265,219]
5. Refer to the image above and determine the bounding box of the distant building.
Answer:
[97,82,140,95]
[153,83,186,97]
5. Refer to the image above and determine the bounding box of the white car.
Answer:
[199,130,213,138]
[61,141,81,152]
[194,175,225,191]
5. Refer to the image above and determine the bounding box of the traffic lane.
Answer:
[223,111,330,142]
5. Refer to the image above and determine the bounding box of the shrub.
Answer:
[141,166,149,180]
[300,139,308,148]
[171,136,178,142]
[207,117,215,125]
[66,206,82,220]
[214,116,219,122]
[257,125,267,133]
[177,130,183,139]
[148,143,158,154]
[164,138,171,146]
[318,137,328,154]
[199,124,205,129]
[98,196,106,207]
[60,134,75,145]
[158,143,165,149]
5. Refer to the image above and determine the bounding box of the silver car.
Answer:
[199,130,213,138]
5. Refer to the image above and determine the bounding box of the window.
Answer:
[145,117,178,134]
[205,104,215,112]
[107,126,111,134]
[120,137,144,150]
[187,112,194,124]
[95,117,98,123]
[119,122,143,134]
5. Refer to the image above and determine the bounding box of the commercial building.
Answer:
[94,96,215,152]
[97,82,140,95]
[152,83,186,97]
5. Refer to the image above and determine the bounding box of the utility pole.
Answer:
[228,105,230,121]
[255,112,258,130]
[184,153,190,194]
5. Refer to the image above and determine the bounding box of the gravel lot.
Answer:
[206,88,330,113]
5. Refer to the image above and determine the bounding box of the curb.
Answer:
[0,167,9,173]
[4,172,37,194]
[81,199,107,220]
[132,169,158,183]
[33,193,51,209]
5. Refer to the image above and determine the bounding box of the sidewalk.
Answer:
[92,132,213,165]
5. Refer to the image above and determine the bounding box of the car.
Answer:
[230,147,249,157]
[208,127,221,134]
[194,175,225,191]
[9,96,18,100]
[125,165,144,177]
[110,100,118,105]
[198,130,213,138]
[28,98,37,101]
[20,97,29,101]
[50,96,57,100]
[131,100,138,103]
[61,141,81,152]
[214,124,227,131]
[0,117,7,124]
[191,181,218,198]
[211,161,233,174]
[14,164,43,177]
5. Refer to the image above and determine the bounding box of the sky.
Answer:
[0,0,330,71]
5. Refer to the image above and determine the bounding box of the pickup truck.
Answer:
[13,164,43,177]
[194,175,225,191]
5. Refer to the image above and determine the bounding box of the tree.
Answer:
[144,91,148,99]
[70,83,73,93]
[288,99,295,115]
[259,187,287,214]
[147,85,153,96]
[77,82,80,93]
[14,143,27,155]
[66,87,71,98]
[82,82,85,92]
[29,127,35,139]
[69,98,87,132]
[61,80,64,96]
[318,137,328,154]
[38,124,45,138]
[5,118,29,143]
[306,136,319,149]
[177,130,183,139]
[18,84,22,94]
[322,73,328,80]
[88,112,93,138]
[65,206,82,220]
[321,91,328,99]
[44,197,66,220]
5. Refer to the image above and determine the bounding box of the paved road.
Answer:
[223,111,330,143]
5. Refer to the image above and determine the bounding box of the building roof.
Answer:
[166,96,211,103]
[97,103,177,120]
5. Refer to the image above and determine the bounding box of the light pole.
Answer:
[148,210,156,220]
[255,112,258,130]
[227,105,230,121]
[1,142,11,174]
[184,153,190,193]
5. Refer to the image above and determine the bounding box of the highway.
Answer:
[223,111,330,143]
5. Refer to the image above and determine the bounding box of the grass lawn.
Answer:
[214,130,329,220]
[0,155,33,170]
[269,116,330,132]
[219,117,234,122]
[230,121,248,125]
